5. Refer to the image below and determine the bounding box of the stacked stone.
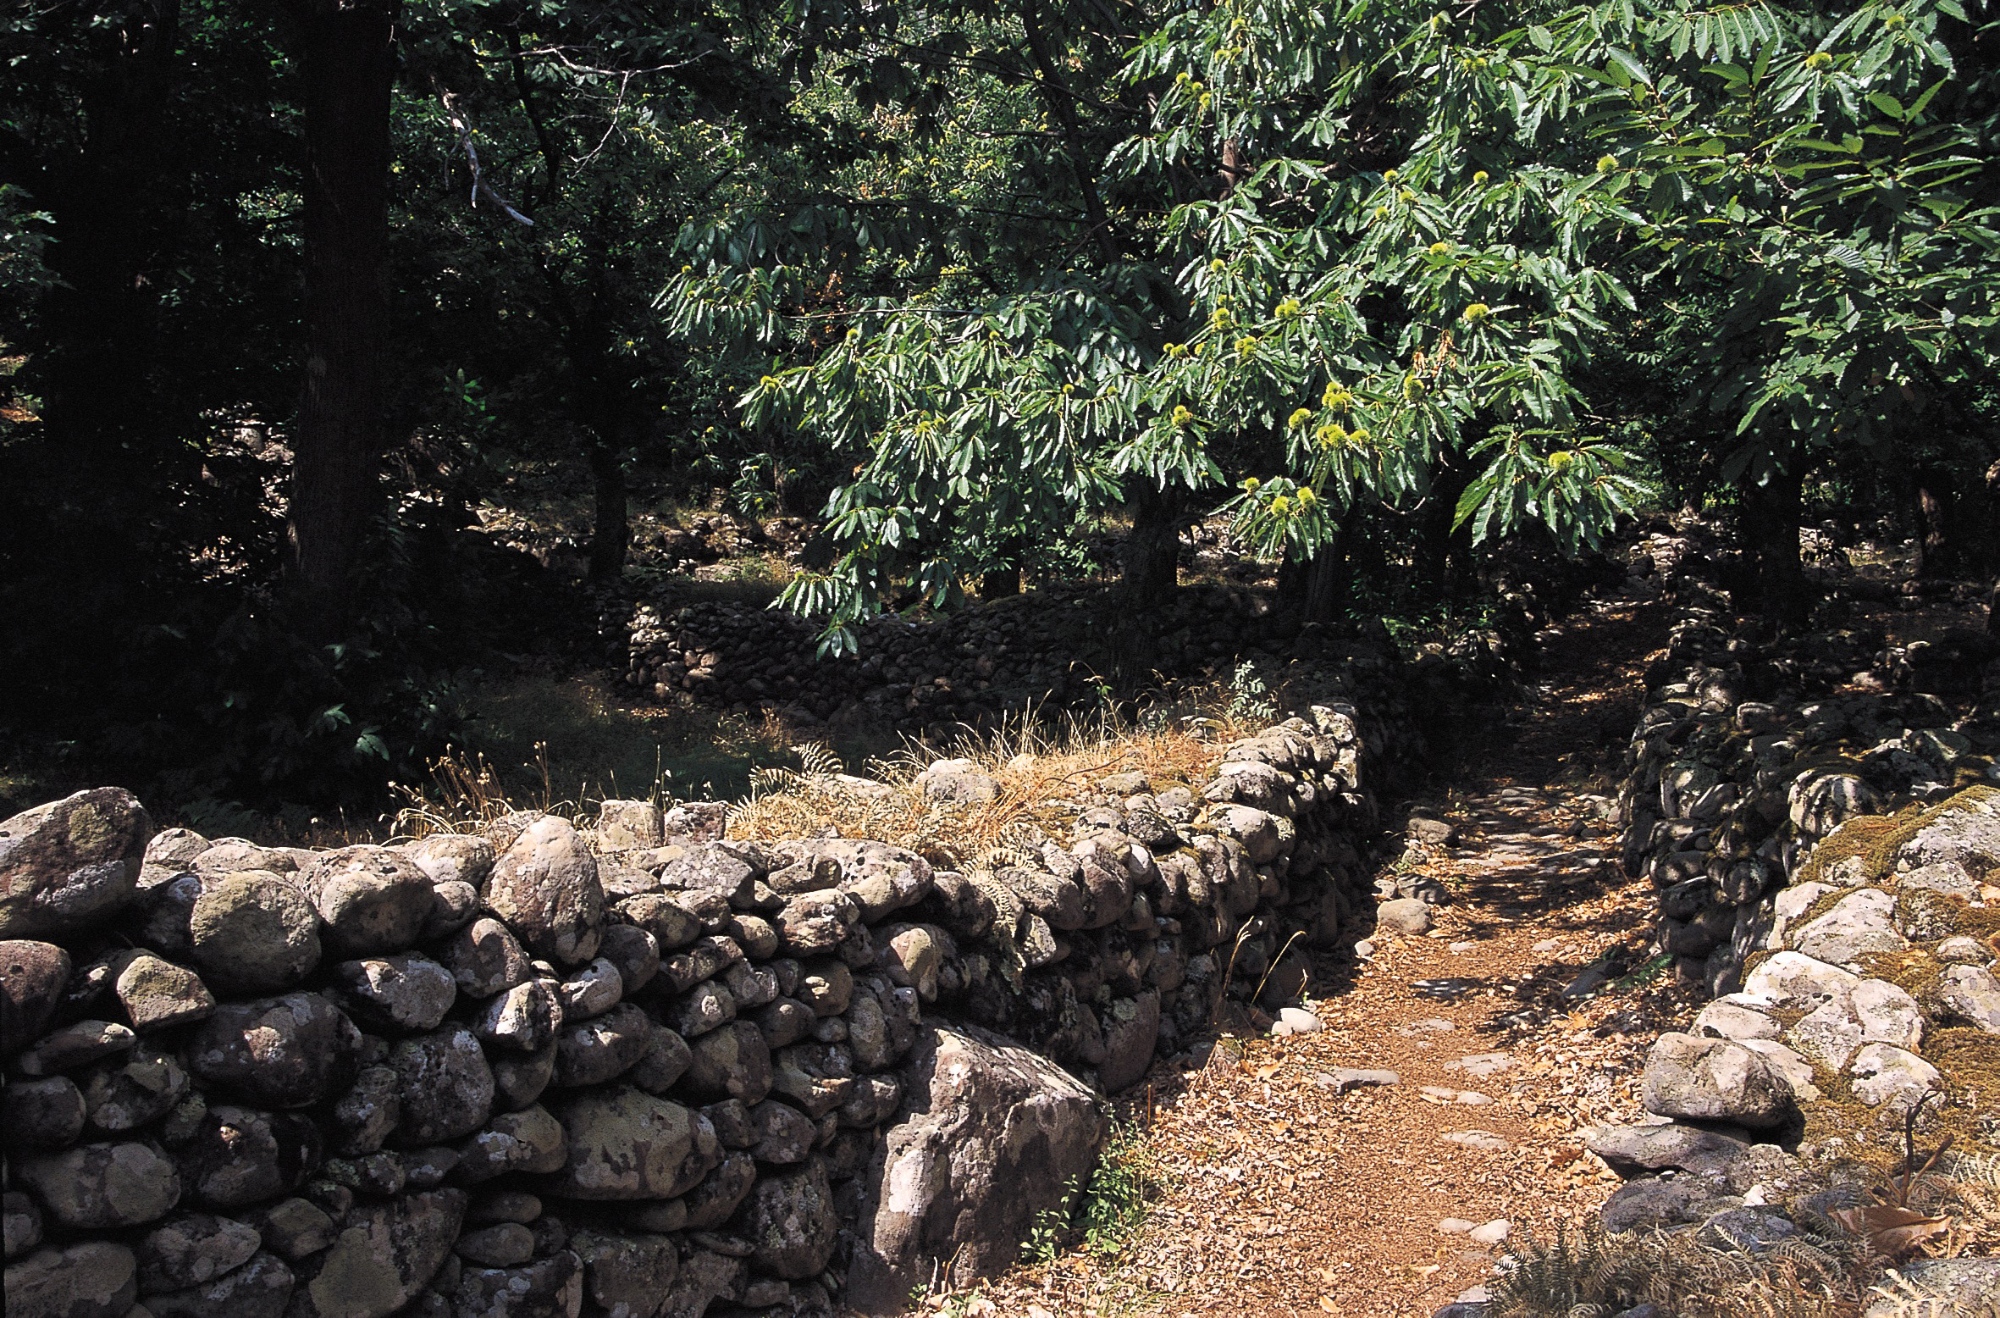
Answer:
[1585,786,2000,1262]
[1616,587,2000,995]
[2,707,1389,1318]
[905,708,1379,1089]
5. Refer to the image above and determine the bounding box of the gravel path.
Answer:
[963,590,1698,1318]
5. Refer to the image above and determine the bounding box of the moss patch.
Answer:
[1796,807,1924,889]
[1928,1029,2000,1111]
[1863,947,1950,1018]
[1795,784,2000,890]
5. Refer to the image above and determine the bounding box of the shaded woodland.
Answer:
[3,0,1998,816]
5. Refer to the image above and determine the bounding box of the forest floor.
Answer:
[949,585,1702,1318]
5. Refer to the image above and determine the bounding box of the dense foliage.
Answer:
[1,0,1995,809]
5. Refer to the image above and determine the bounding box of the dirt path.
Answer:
[969,588,1694,1318]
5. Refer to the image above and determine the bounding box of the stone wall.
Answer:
[1,706,1393,1318]
[1575,533,2000,1306]
[1615,533,2000,996]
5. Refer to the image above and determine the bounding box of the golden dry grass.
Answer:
[727,710,1257,869]
[386,701,1267,865]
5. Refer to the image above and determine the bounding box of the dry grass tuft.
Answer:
[1491,1219,1873,1318]
[727,706,1250,870]
[386,702,1261,867]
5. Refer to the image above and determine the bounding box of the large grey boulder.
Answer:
[329,954,456,1033]
[137,1213,263,1293]
[82,1045,193,1132]
[454,1105,568,1184]
[285,1189,466,1318]
[846,1024,1105,1312]
[15,1018,136,1075]
[1599,1176,1734,1234]
[1849,1043,1940,1117]
[595,799,664,851]
[1,940,70,1057]
[176,1106,321,1209]
[1896,789,2000,871]
[5,1241,139,1318]
[109,950,215,1031]
[570,1230,678,1318]
[1739,950,1859,1012]
[406,833,496,888]
[187,993,360,1108]
[437,917,531,999]
[0,788,150,939]
[733,1156,838,1279]
[1940,964,2000,1034]
[554,1002,653,1088]
[390,1025,496,1144]
[1097,990,1161,1092]
[483,817,604,968]
[187,873,322,993]
[1584,1122,1752,1179]
[780,839,935,922]
[539,1087,721,1200]
[682,1021,773,1105]
[475,979,563,1053]
[297,846,435,957]
[5,1075,86,1149]
[659,842,758,906]
[143,1250,294,1318]
[916,759,1002,806]
[16,1140,181,1228]
[4,1190,42,1260]
[1790,888,1906,965]
[1641,1033,1792,1129]
[450,1251,583,1318]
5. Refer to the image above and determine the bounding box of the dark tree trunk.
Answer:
[981,536,1025,598]
[587,434,627,584]
[1121,483,1182,607]
[1743,462,1809,629]
[1275,551,1307,617]
[1907,464,1958,580]
[31,0,182,510]
[289,0,393,622]
[1304,530,1348,625]
[980,568,1024,600]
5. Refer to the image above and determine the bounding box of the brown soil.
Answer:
[952,589,1702,1318]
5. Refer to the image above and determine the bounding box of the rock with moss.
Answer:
[0,789,151,940]
[483,817,605,968]
[5,1241,139,1318]
[284,1189,466,1318]
[539,1087,719,1200]
[187,873,323,993]
[1641,1033,1792,1129]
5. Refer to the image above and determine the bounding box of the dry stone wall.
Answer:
[1575,534,2000,1309]
[1615,534,2000,996]
[1,705,1396,1318]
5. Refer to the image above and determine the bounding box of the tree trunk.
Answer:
[32,0,182,505]
[1743,462,1808,629]
[982,566,1022,598]
[288,0,393,622]
[587,434,627,584]
[1121,483,1181,607]
[1304,530,1348,626]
